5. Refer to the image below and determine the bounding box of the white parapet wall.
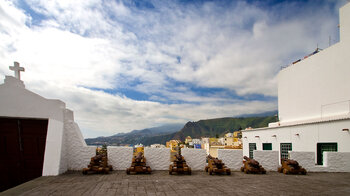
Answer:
[289,151,350,172]
[288,151,318,172]
[253,150,279,171]
[144,147,170,170]
[324,152,350,172]
[65,120,95,171]
[182,148,207,170]
[108,147,133,170]
[218,149,243,171]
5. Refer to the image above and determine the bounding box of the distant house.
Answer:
[242,3,350,165]
[166,140,181,152]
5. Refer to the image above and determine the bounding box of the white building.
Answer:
[0,64,97,191]
[242,3,350,166]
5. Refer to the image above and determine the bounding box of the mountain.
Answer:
[172,115,276,141]
[85,123,183,146]
[236,110,278,118]
[85,112,277,146]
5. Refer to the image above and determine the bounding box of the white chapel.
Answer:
[0,62,96,191]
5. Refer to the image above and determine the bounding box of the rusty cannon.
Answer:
[278,159,307,175]
[240,156,266,174]
[126,152,152,174]
[169,153,191,175]
[205,155,231,175]
[83,150,113,175]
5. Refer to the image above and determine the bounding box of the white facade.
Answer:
[242,3,350,169]
[0,76,96,175]
[277,3,350,125]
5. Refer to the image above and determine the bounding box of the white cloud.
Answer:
[1,0,346,137]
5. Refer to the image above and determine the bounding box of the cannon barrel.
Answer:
[175,154,183,161]
[135,152,143,162]
[243,156,260,167]
[287,159,299,166]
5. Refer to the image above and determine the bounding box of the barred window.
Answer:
[280,143,292,159]
[249,143,256,159]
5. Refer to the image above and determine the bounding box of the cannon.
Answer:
[205,155,231,175]
[83,149,113,175]
[278,159,307,175]
[126,152,152,174]
[169,153,191,175]
[240,156,266,174]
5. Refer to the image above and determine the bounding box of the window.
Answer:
[249,143,256,159]
[317,143,337,165]
[263,143,272,150]
[280,143,292,159]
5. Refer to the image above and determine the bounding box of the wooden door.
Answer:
[0,118,48,192]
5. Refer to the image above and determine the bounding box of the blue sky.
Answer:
[0,0,347,138]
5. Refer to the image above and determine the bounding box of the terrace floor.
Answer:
[2,171,350,196]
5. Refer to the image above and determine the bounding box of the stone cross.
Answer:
[9,62,25,80]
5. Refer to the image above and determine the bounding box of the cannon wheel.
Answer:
[244,169,250,174]
[209,168,213,175]
[301,169,307,175]
[169,165,173,175]
[277,167,282,173]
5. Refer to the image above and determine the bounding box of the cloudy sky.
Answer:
[0,0,347,138]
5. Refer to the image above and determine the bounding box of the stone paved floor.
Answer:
[2,171,350,196]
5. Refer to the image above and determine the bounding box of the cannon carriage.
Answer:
[240,156,266,174]
[278,159,307,175]
[126,152,152,174]
[83,147,113,174]
[205,155,231,175]
[169,153,191,175]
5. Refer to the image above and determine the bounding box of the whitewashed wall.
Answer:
[324,152,350,172]
[288,151,318,171]
[218,149,242,171]
[108,147,133,170]
[253,150,279,171]
[289,151,350,172]
[182,148,206,170]
[278,4,350,124]
[65,120,95,170]
[144,147,170,170]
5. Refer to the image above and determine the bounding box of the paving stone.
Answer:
[2,171,350,195]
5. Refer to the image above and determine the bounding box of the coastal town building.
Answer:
[242,3,350,165]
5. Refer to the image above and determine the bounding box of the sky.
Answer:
[0,0,348,138]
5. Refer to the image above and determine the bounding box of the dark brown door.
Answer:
[0,118,48,192]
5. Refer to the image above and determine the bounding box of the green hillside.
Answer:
[173,116,276,141]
